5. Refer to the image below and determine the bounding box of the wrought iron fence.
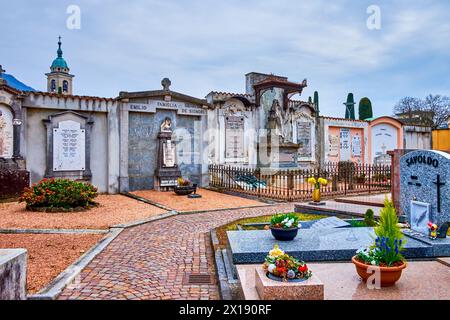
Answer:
[208,162,391,202]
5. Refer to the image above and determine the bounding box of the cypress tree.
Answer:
[359,97,373,120]
[314,91,319,113]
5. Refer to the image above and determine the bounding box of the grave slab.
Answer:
[228,228,433,264]
[309,216,351,229]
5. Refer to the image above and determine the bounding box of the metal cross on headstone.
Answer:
[433,174,445,213]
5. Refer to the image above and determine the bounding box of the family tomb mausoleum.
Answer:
[0,39,434,198]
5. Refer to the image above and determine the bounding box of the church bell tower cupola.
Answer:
[46,36,74,95]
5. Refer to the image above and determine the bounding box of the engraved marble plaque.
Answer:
[340,128,351,161]
[328,134,339,157]
[0,106,13,158]
[297,122,312,158]
[225,116,245,159]
[53,120,85,171]
[163,140,176,168]
[352,135,362,157]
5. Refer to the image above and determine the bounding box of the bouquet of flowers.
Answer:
[263,245,312,281]
[270,213,301,229]
[307,177,328,190]
[177,177,191,187]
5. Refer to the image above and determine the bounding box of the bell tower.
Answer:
[46,36,74,95]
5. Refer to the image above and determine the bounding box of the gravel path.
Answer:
[58,203,294,300]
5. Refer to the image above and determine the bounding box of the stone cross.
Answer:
[161,78,171,91]
[433,174,445,213]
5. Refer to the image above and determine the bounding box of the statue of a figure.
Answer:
[160,117,172,132]
[268,99,293,143]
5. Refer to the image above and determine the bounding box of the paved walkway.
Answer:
[58,204,293,300]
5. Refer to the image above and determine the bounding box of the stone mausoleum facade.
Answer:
[0,39,434,197]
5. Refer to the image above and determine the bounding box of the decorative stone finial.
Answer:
[162,78,171,91]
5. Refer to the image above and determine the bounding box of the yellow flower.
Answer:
[318,178,328,186]
[269,244,285,258]
[308,177,317,185]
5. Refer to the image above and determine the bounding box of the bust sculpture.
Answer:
[160,117,172,132]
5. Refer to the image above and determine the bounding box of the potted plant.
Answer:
[352,200,407,287]
[269,213,301,241]
[174,177,195,196]
[307,177,328,203]
[263,245,312,282]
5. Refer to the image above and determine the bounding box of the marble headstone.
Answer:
[53,120,85,172]
[400,150,450,238]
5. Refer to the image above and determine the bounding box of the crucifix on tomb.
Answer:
[433,174,445,213]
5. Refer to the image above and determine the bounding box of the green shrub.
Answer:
[356,199,406,266]
[20,178,98,210]
[364,209,377,227]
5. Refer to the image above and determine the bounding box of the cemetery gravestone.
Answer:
[400,150,450,238]
[154,117,181,191]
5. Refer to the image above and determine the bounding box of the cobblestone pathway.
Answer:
[58,203,293,300]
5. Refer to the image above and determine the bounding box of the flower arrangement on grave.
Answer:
[20,178,98,212]
[269,213,301,241]
[263,245,312,282]
[270,213,301,229]
[307,177,328,203]
[352,200,407,287]
[428,222,438,240]
[174,177,195,196]
[177,177,191,187]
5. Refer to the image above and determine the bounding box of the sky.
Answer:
[1,0,450,118]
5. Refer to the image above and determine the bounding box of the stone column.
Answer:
[389,149,414,216]
[119,99,130,192]
[12,119,22,159]
[107,101,120,193]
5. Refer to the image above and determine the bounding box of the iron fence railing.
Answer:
[208,162,391,202]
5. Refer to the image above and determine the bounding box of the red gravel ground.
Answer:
[0,195,167,230]
[0,233,103,294]
[132,188,267,212]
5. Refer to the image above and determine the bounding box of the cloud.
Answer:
[1,0,450,117]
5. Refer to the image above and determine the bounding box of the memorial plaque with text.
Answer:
[53,120,85,171]
[297,122,312,158]
[163,140,176,168]
[0,106,14,158]
[225,116,245,159]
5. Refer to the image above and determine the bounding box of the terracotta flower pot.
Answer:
[352,256,407,287]
[312,189,321,203]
